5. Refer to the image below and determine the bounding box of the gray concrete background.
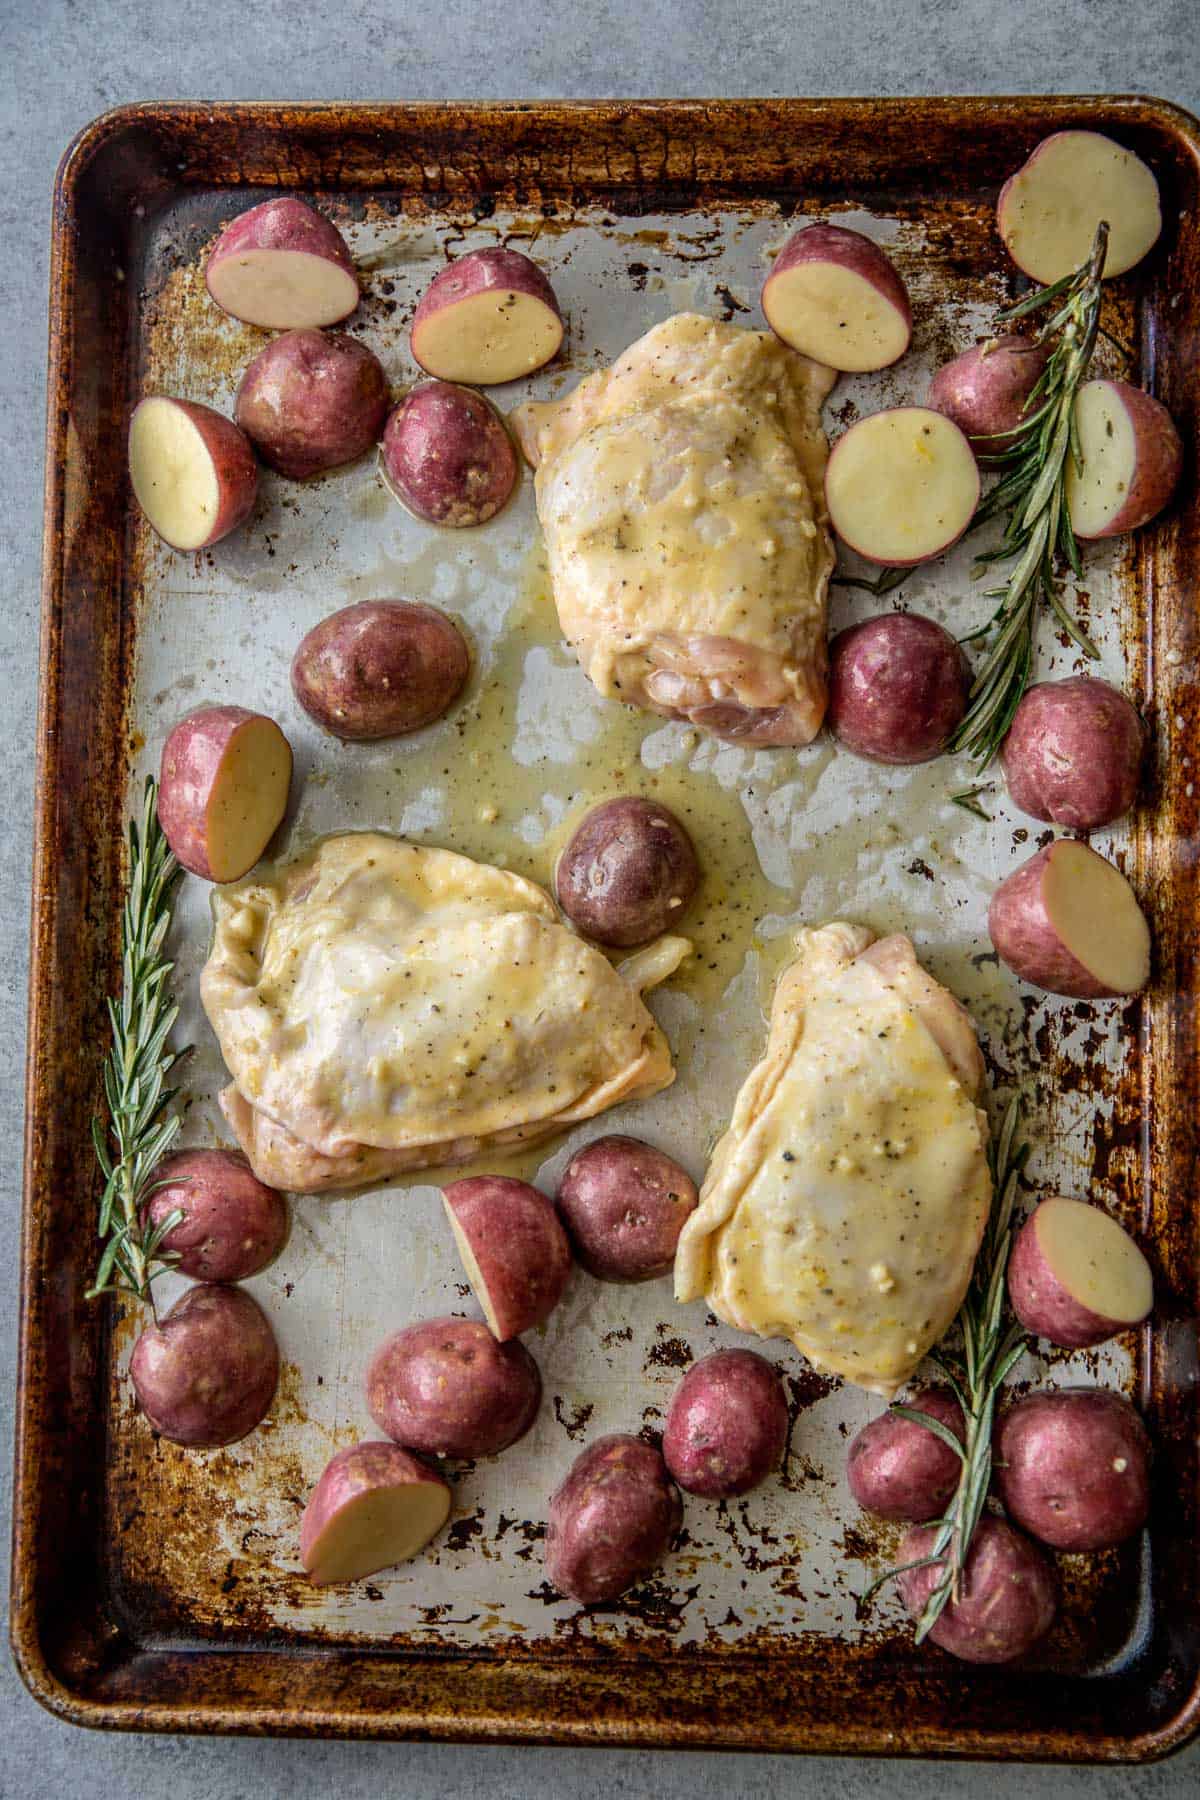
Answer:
[2,1,1197,1792]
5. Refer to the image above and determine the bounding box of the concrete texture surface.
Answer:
[1,1,1197,1792]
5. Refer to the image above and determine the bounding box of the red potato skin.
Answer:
[129,1284,279,1449]
[410,248,563,379]
[663,1349,788,1498]
[996,1389,1151,1552]
[291,600,470,740]
[366,1317,541,1459]
[545,1433,683,1604]
[1074,381,1183,539]
[927,336,1051,445]
[206,198,357,318]
[846,1385,966,1522]
[898,1516,1058,1664]
[381,382,518,527]
[143,1149,287,1283]
[765,223,911,341]
[442,1177,572,1340]
[828,614,971,764]
[299,1440,449,1582]
[1001,677,1146,830]
[555,797,701,948]
[987,844,1145,999]
[556,1136,699,1282]
[235,330,389,478]
[1007,1201,1151,1349]
[157,705,292,881]
[130,398,259,548]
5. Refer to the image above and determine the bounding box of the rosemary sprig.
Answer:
[831,565,910,599]
[949,784,993,821]
[951,223,1108,766]
[86,776,189,1308]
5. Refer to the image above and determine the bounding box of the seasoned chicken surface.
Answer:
[675,923,992,1395]
[202,833,688,1193]
[515,313,836,746]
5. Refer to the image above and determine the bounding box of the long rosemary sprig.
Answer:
[951,223,1109,766]
[86,776,188,1307]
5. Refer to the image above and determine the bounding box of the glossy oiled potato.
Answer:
[381,381,518,527]
[236,329,388,478]
[143,1148,287,1282]
[828,613,971,764]
[995,1388,1151,1552]
[898,1516,1057,1664]
[846,1385,966,1522]
[291,600,470,740]
[1001,677,1146,830]
[544,1433,682,1604]
[366,1317,541,1459]
[556,1135,698,1282]
[663,1349,788,1498]
[129,1284,279,1448]
[555,797,700,948]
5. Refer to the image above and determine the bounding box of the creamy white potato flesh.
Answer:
[129,398,222,551]
[1033,1197,1153,1325]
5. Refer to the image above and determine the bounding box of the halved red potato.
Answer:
[143,1148,287,1282]
[761,223,911,372]
[1008,1196,1153,1349]
[987,840,1150,999]
[129,397,258,552]
[300,1441,451,1585]
[997,131,1162,284]
[825,408,979,566]
[926,336,1050,446]
[1064,379,1182,540]
[410,248,564,385]
[380,381,518,527]
[235,330,389,479]
[205,197,359,329]
[441,1176,572,1341]
[158,705,293,882]
[129,1284,279,1449]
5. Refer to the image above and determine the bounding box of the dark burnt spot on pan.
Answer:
[443,1510,487,1553]
[643,1334,692,1371]
[552,1395,594,1439]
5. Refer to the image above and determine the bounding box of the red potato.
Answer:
[129,1284,279,1449]
[663,1349,788,1498]
[157,705,292,883]
[556,1136,699,1283]
[235,329,389,478]
[143,1148,287,1283]
[291,599,470,740]
[410,248,564,385]
[1064,379,1183,540]
[825,408,979,566]
[846,1386,966,1523]
[442,1177,572,1341]
[545,1433,682,1604]
[381,381,518,527]
[997,130,1162,285]
[205,197,359,330]
[761,223,911,372]
[996,1389,1151,1552]
[1008,1196,1153,1350]
[898,1516,1057,1664]
[128,396,258,552]
[1001,676,1146,830]
[554,797,701,949]
[987,840,1151,999]
[300,1441,451,1585]
[828,613,970,765]
[366,1317,541,1460]
[927,336,1050,445]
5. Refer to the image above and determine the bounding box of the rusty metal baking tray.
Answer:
[13,98,1200,1757]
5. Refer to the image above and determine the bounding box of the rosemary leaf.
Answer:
[949,785,993,821]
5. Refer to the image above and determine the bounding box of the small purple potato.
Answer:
[828,613,971,764]
[366,1316,541,1459]
[995,1388,1151,1552]
[143,1148,287,1282]
[129,1284,279,1448]
[556,1135,699,1282]
[663,1349,788,1498]
[291,599,469,740]
[1000,676,1146,829]
[927,335,1050,446]
[898,1516,1058,1664]
[381,381,518,527]
[545,1433,682,1604]
[235,329,388,478]
[846,1385,966,1522]
[555,796,700,948]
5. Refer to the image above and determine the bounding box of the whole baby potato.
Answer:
[366,1316,541,1459]
[663,1349,788,1498]
[544,1433,682,1604]
[898,1515,1057,1664]
[995,1388,1151,1552]
[291,599,470,740]
[381,381,518,527]
[556,1135,699,1282]
[555,796,700,948]
[143,1148,288,1282]
[235,329,388,478]
[1000,676,1146,829]
[129,1284,279,1449]
[828,613,971,764]
[927,335,1051,446]
[846,1385,966,1522]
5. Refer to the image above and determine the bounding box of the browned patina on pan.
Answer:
[13,97,1200,1756]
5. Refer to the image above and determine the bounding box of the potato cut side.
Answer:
[205,717,292,882]
[411,289,564,384]
[304,1479,451,1585]
[129,398,222,551]
[998,131,1161,284]
[207,248,359,331]
[763,262,910,372]
[1043,840,1151,994]
[825,408,979,565]
[1064,380,1137,536]
[1034,1197,1153,1326]
[444,1203,504,1340]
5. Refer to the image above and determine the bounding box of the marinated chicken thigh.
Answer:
[515,313,836,746]
[675,923,992,1395]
